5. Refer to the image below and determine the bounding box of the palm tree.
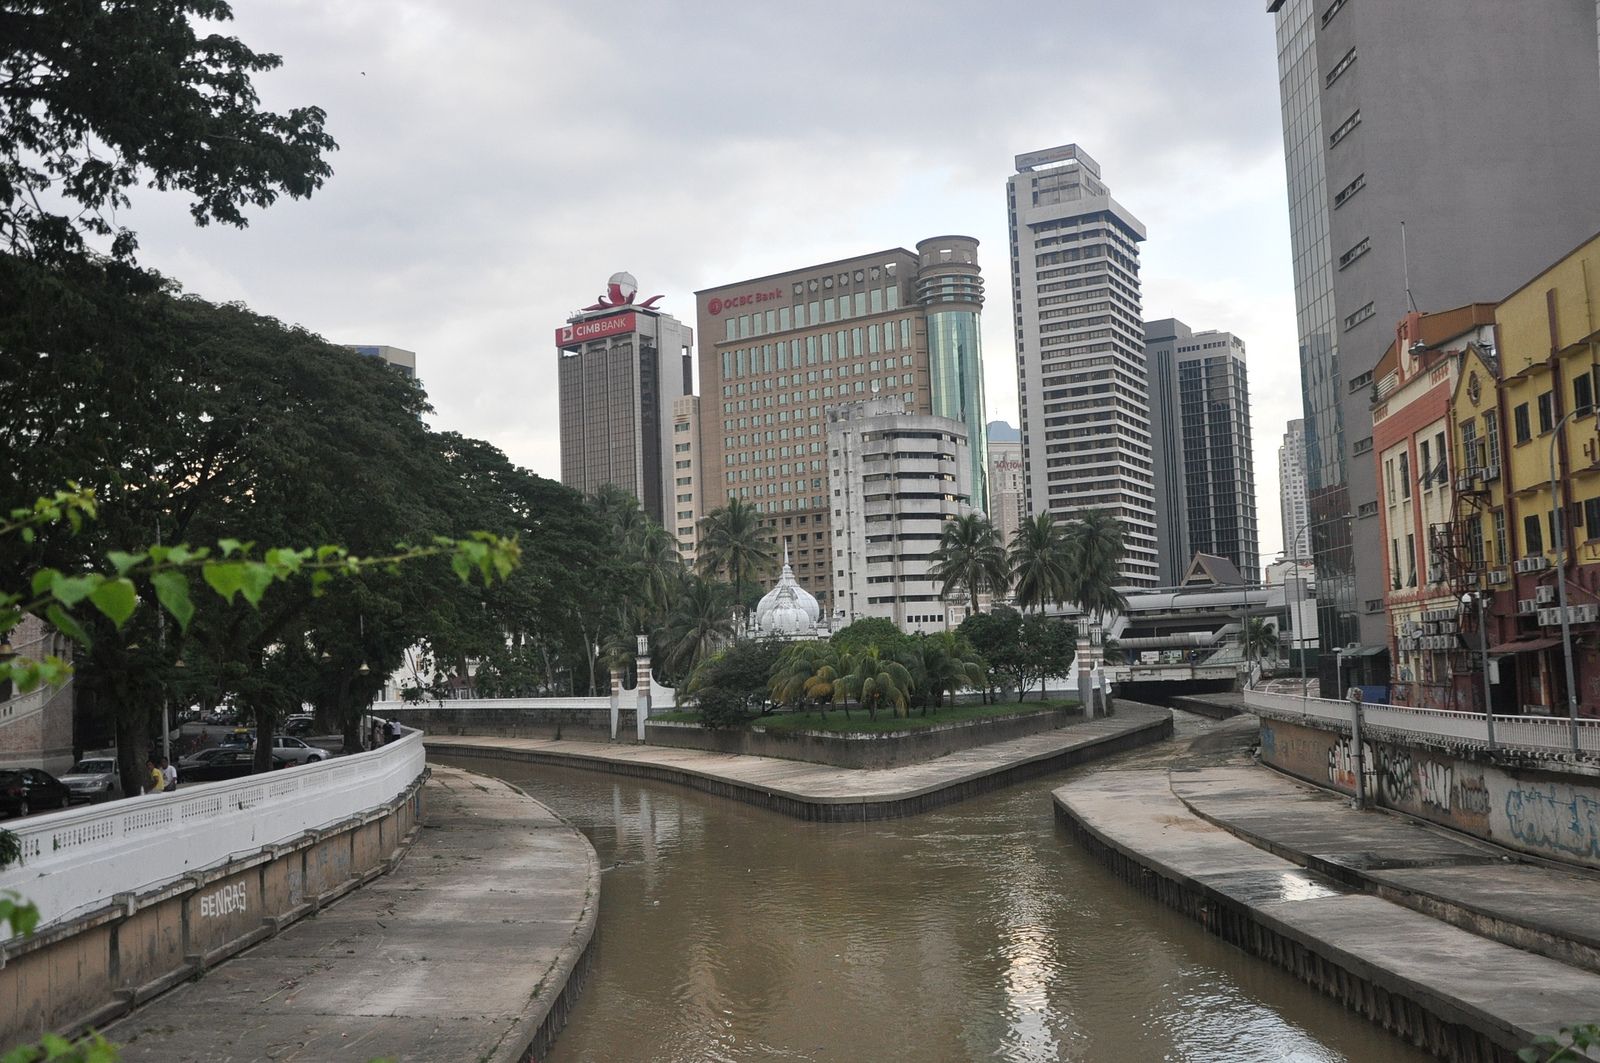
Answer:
[1009,513,1070,614]
[840,646,914,719]
[696,499,776,633]
[907,632,986,712]
[657,576,735,681]
[770,641,848,717]
[928,513,1011,615]
[1243,616,1281,664]
[627,519,683,615]
[1064,510,1128,629]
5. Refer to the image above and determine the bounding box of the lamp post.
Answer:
[1549,411,1582,755]
[1461,591,1497,751]
[1289,526,1310,699]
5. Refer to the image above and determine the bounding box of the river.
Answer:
[436,715,1428,1062]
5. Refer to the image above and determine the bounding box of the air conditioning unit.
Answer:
[1426,565,1445,583]
[1516,556,1551,573]
[1536,586,1557,605]
[1518,598,1538,615]
[1455,473,1477,492]
[1573,605,1600,624]
[1483,463,1501,482]
[1487,569,1509,585]
[1538,607,1561,627]
[1439,621,1458,634]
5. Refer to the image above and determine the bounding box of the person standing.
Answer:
[161,755,178,792]
[146,755,165,794]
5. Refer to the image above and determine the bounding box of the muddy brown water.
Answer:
[436,715,1430,1062]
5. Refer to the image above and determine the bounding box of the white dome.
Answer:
[755,547,819,636]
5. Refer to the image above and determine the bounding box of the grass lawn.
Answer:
[653,698,1079,735]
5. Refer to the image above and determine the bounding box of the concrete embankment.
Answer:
[1055,770,1600,1062]
[430,703,1173,821]
[101,767,599,1063]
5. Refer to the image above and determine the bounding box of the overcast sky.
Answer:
[127,0,1299,559]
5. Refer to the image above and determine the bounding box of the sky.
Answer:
[125,0,1301,559]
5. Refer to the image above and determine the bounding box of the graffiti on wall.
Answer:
[1453,774,1491,826]
[1503,784,1600,861]
[1378,747,1417,805]
[1326,737,1363,791]
[1415,758,1452,813]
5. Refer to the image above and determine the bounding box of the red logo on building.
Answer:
[555,311,638,348]
[706,287,784,316]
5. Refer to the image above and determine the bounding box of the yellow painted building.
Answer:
[1494,230,1600,717]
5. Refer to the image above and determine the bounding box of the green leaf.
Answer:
[107,550,147,575]
[19,528,33,543]
[46,604,91,648]
[218,538,245,558]
[88,577,137,627]
[202,561,248,603]
[237,562,275,607]
[31,568,60,596]
[150,570,194,630]
[49,574,101,607]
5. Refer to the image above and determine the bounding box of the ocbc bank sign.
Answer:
[706,287,784,316]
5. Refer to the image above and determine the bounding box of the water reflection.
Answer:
[439,753,1428,1063]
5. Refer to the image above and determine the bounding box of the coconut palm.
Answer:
[627,519,683,615]
[696,499,776,633]
[1243,616,1281,664]
[1009,513,1071,613]
[840,646,914,719]
[770,641,849,717]
[657,576,735,681]
[928,513,1011,615]
[907,632,986,712]
[1064,510,1128,628]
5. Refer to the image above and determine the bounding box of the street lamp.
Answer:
[1549,410,1582,755]
[1460,591,1497,751]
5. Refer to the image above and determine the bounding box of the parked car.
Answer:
[260,736,328,765]
[176,749,291,783]
[177,747,235,770]
[282,715,316,737]
[0,768,73,818]
[60,756,124,804]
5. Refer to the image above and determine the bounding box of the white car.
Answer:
[60,756,124,803]
[260,736,328,765]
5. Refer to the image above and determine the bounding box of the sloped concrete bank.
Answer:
[1054,771,1600,1063]
[431,703,1173,822]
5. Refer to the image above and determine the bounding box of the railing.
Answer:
[1242,689,1600,759]
[374,696,613,712]
[0,729,426,931]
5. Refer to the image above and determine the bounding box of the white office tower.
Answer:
[1280,419,1309,560]
[1007,144,1157,587]
[827,398,977,633]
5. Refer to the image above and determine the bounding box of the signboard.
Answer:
[705,288,784,316]
[555,311,637,349]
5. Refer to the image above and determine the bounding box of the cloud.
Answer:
[125,0,1300,558]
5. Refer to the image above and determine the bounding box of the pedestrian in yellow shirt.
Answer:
[146,755,165,794]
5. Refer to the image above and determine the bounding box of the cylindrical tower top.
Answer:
[914,235,983,309]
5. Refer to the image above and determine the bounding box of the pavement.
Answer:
[102,766,599,1063]
[426,702,1171,812]
[1057,768,1600,1057]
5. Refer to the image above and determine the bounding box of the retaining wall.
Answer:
[643,706,1078,769]
[1258,714,1600,871]
[379,704,633,742]
[0,776,424,1049]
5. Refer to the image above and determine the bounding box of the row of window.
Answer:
[721,287,902,342]
[720,322,917,378]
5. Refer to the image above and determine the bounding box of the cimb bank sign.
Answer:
[555,311,638,349]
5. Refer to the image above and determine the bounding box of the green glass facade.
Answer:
[926,309,988,511]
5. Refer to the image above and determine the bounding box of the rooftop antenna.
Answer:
[1401,221,1420,314]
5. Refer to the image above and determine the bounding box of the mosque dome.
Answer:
[754,547,820,636]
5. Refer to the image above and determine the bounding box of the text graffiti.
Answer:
[199,882,248,919]
[1503,785,1600,861]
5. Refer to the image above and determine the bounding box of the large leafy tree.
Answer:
[1,0,336,264]
[928,513,1010,615]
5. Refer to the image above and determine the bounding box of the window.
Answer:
[1433,431,1447,483]
[1576,372,1596,417]
[1338,237,1371,270]
[1357,500,1379,518]
[1484,410,1501,468]
[1586,498,1600,541]
[1348,369,1374,392]
[1525,514,1544,555]
[1325,46,1356,87]
[1321,0,1348,27]
[1399,451,1410,499]
[1344,302,1375,330]
[1329,110,1362,147]
[1419,439,1432,487]
[1385,458,1395,504]
[1514,403,1531,443]
[1493,509,1507,565]
[1405,533,1417,586]
[1538,391,1554,434]
[1333,173,1366,209]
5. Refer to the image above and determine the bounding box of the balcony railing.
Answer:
[1242,689,1600,758]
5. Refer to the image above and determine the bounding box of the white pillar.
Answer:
[635,635,651,742]
[609,666,624,741]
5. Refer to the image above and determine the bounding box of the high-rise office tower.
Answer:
[696,239,989,616]
[985,421,1025,550]
[1007,144,1157,587]
[1280,418,1309,561]
[554,272,693,525]
[670,396,703,566]
[1267,0,1600,686]
[347,345,416,379]
[1145,319,1260,586]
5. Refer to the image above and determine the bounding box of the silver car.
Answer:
[60,756,124,803]
[260,736,328,765]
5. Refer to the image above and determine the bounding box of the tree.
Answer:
[687,636,785,726]
[928,513,1010,615]
[2,0,337,265]
[840,646,914,720]
[959,607,1023,702]
[696,499,774,632]
[1243,616,1281,664]
[769,641,845,716]
[656,576,734,684]
[831,617,909,657]
[1015,614,1076,702]
[1063,510,1128,630]
[1009,513,1070,614]
[910,631,986,711]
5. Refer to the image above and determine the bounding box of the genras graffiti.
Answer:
[199,882,248,919]
[1503,785,1600,861]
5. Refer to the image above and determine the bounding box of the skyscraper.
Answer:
[1268,0,1600,687]
[1145,319,1260,585]
[1007,144,1157,587]
[554,272,693,525]
[1280,418,1309,561]
[695,240,989,616]
[347,345,416,379]
[985,421,1025,550]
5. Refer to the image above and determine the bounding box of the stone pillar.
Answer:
[609,666,624,741]
[635,635,651,742]
[1076,631,1095,718]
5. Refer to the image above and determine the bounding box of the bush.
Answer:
[693,686,753,730]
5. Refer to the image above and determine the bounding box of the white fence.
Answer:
[371,680,678,716]
[1242,689,1600,759]
[0,729,426,931]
